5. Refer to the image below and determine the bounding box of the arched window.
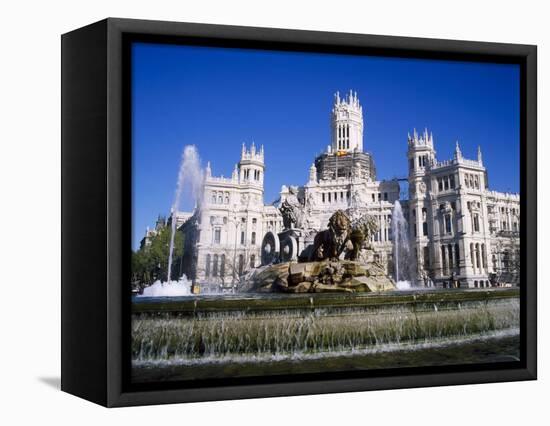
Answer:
[481,244,487,268]
[470,243,475,269]
[205,254,211,277]
[444,214,452,234]
[250,254,255,268]
[211,193,216,204]
[473,214,480,232]
[238,254,244,276]
[455,243,460,266]
[212,254,218,277]
[220,254,225,277]
[423,246,430,269]
[251,232,256,245]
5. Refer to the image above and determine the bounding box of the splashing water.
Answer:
[138,276,193,297]
[396,280,412,290]
[392,200,413,285]
[166,145,203,284]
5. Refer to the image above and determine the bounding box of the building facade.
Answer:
[407,129,520,288]
[151,90,519,290]
[178,143,283,291]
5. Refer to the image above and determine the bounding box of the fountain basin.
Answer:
[132,287,518,314]
[132,288,519,378]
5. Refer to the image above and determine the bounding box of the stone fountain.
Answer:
[246,208,395,293]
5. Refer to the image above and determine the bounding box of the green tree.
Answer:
[131,224,184,288]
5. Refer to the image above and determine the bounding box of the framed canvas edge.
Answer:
[98,18,537,407]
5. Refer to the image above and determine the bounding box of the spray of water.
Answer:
[392,200,413,287]
[166,146,203,284]
[138,276,193,297]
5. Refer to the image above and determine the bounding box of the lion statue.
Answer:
[346,212,379,260]
[309,210,354,261]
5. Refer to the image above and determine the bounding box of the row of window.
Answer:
[501,207,518,216]
[336,124,351,150]
[412,204,486,237]
[209,216,258,226]
[410,155,430,170]
[371,215,393,242]
[319,191,391,204]
[321,191,350,203]
[437,175,456,192]
[204,253,226,278]
[243,169,262,181]
[440,243,460,274]
[428,242,488,274]
[204,253,256,278]
[470,242,488,270]
[210,228,257,245]
[210,191,230,205]
[464,173,480,189]
[500,220,519,232]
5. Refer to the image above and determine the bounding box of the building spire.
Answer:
[205,161,212,177]
[477,145,483,165]
[309,163,317,183]
[455,141,462,160]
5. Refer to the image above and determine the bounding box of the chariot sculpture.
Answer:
[261,199,380,266]
[253,209,394,293]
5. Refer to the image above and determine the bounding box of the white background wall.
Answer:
[0,0,546,423]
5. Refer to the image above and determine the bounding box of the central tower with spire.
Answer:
[313,90,376,182]
[331,90,364,153]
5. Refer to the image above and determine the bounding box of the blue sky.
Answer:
[132,42,520,250]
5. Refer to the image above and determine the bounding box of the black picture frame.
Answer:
[61,17,537,407]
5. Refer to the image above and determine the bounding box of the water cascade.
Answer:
[132,297,519,364]
[391,200,412,288]
[166,145,203,285]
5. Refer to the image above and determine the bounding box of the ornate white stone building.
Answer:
[407,130,520,288]
[177,143,283,290]
[155,90,519,290]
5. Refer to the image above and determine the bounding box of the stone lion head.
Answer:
[328,210,352,238]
